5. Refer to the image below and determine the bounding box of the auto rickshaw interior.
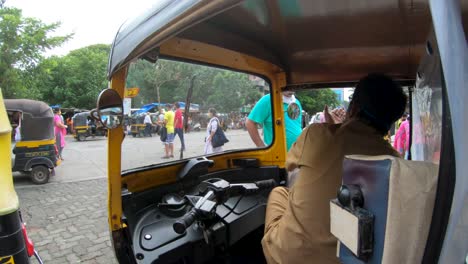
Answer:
[99,1,467,263]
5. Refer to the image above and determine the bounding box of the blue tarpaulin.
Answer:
[178,102,199,111]
[134,102,199,115]
[134,103,164,115]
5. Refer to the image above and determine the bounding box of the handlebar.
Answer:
[172,178,277,234]
[173,209,197,234]
[254,179,277,190]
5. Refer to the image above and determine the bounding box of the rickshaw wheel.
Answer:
[78,134,86,141]
[31,165,50,184]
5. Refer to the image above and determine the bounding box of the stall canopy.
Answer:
[134,102,200,116]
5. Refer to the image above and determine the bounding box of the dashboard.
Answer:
[121,162,282,264]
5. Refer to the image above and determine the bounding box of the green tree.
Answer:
[35,44,110,108]
[126,59,262,112]
[207,71,260,112]
[296,89,340,115]
[0,6,71,98]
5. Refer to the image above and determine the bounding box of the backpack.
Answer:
[210,118,229,148]
[160,126,167,142]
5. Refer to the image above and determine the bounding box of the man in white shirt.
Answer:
[158,109,165,124]
[144,112,153,137]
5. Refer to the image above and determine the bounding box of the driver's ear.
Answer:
[346,100,358,119]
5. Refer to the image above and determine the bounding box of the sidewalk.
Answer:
[17,178,117,264]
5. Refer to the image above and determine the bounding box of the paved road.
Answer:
[14,129,256,186]
[19,179,116,264]
[14,129,256,263]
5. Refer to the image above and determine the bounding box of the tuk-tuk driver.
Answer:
[261,73,406,264]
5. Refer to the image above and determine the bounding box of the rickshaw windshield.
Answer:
[120,58,356,171]
[121,59,271,170]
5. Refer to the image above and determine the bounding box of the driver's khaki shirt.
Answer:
[262,119,399,264]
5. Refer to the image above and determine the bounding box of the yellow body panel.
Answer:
[0,255,15,264]
[15,139,55,148]
[108,39,288,231]
[131,124,145,133]
[0,90,19,216]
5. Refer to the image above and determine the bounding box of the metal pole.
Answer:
[408,86,414,160]
[180,75,196,159]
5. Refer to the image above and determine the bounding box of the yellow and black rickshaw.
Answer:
[129,114,147,137]
[72,111,107,141]
[92,1,467,263]
[0,93,44,263]
[129,103,164,137]
[5,99,59,184]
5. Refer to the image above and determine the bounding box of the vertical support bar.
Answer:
[273,72,288,161]
[408,86,413,160]
[108,68,126,231]
[181,75,196,160]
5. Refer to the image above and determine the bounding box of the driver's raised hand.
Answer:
[323,105,346,124]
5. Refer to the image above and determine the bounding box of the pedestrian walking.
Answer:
[53,108,67,160]
[204,108,223,154]
[163,105,175,158]
[144,112,153,137]
[158,109,165,125]
[174,102,186,151]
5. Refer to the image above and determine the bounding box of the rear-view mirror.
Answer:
[96,88,123,129]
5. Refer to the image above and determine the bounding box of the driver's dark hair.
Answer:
[351,73,407,134]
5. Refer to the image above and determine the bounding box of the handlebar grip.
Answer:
[255,179,277,190]
[173,209,197,234]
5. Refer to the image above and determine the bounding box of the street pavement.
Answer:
[18,179,115,264]
[14,129,256,263]
[14,129,256,185]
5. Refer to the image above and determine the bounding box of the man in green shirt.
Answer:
[246,91,302,151]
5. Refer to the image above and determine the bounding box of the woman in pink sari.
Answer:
[393,118,410,157]
[53,108,67,160]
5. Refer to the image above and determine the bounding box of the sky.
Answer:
[8,0,159,56]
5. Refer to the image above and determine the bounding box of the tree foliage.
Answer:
[127,59,344,115]
[0,6,71,98]
[34,44,110,109]
[0,5,342,112]
[126,59,262,112]
[296,89,340,115]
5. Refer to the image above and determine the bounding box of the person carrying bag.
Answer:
[204,108,228,154]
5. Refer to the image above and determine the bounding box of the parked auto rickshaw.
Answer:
[5,99,60,184]
[129,114,146,137]
[0,92,44,263]
[95,1,467,263]
[130,103,166,137]
[72,111,106,141]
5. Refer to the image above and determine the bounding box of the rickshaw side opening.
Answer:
[5,99,60,184]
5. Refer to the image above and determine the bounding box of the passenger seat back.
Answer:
[331,155,439,264]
